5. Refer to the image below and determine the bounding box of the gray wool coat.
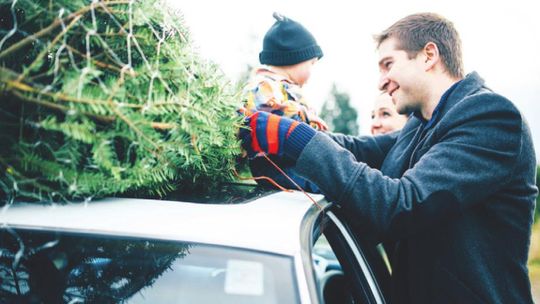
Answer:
[296,72,538,303]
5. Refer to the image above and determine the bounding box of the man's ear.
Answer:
[422,42,440,71]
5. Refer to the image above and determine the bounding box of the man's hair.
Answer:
[374,13,464,79]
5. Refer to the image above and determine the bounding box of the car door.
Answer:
[309,205,390,304]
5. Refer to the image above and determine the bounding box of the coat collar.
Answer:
[397,71,486,141]
[437,71,486,119]
[412,79,461,129]
[403,72,486,128]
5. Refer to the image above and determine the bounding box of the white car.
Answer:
[0,184,389,303]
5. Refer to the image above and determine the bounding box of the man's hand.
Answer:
[239,111,317,160]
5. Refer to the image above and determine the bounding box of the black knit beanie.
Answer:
[259,13,323,66]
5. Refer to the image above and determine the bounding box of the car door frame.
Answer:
[299,200,387,304]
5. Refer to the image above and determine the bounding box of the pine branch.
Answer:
[17,15,83,82]
[0,1,132,60]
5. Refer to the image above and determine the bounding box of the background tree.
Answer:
[320,83,359,135]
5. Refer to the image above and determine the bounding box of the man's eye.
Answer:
[385,61,393,69]
[382,111,391,117]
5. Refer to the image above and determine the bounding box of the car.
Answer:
[0,183,390,303]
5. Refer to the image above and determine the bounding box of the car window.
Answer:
[0,228,299,303]
[312,211,386,304]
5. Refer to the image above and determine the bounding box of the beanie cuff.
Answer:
[259,45,323,66]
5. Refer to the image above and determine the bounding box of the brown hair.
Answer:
[374,13,464,78]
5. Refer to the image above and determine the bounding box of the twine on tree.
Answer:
[234,153,323,211]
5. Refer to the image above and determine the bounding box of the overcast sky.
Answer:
[170,0,540,159]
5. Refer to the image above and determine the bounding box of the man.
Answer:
[240,13,537,303]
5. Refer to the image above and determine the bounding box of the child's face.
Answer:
[289,58,318,86]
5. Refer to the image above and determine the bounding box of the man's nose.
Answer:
[378,74,390,91]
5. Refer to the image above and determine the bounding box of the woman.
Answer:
[370,92,408,135]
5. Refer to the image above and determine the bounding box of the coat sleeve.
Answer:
[296,94,524,242]
[326,131,398,169]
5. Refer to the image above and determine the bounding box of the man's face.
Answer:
[377,37,427,115]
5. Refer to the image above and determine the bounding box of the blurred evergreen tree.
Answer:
[320,84,359,135]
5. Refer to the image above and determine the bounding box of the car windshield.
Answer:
[0,228,299,303]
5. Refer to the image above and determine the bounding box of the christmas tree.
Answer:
[0,0,243,203]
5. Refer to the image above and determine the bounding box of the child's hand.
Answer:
[309,116,329,131]
[237,107,253,117]
[303,109,328,131]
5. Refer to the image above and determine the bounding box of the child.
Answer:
[243,13,327,193]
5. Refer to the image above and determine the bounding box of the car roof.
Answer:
[0,191,327,256]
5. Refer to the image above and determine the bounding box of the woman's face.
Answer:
[370,93,409,135]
